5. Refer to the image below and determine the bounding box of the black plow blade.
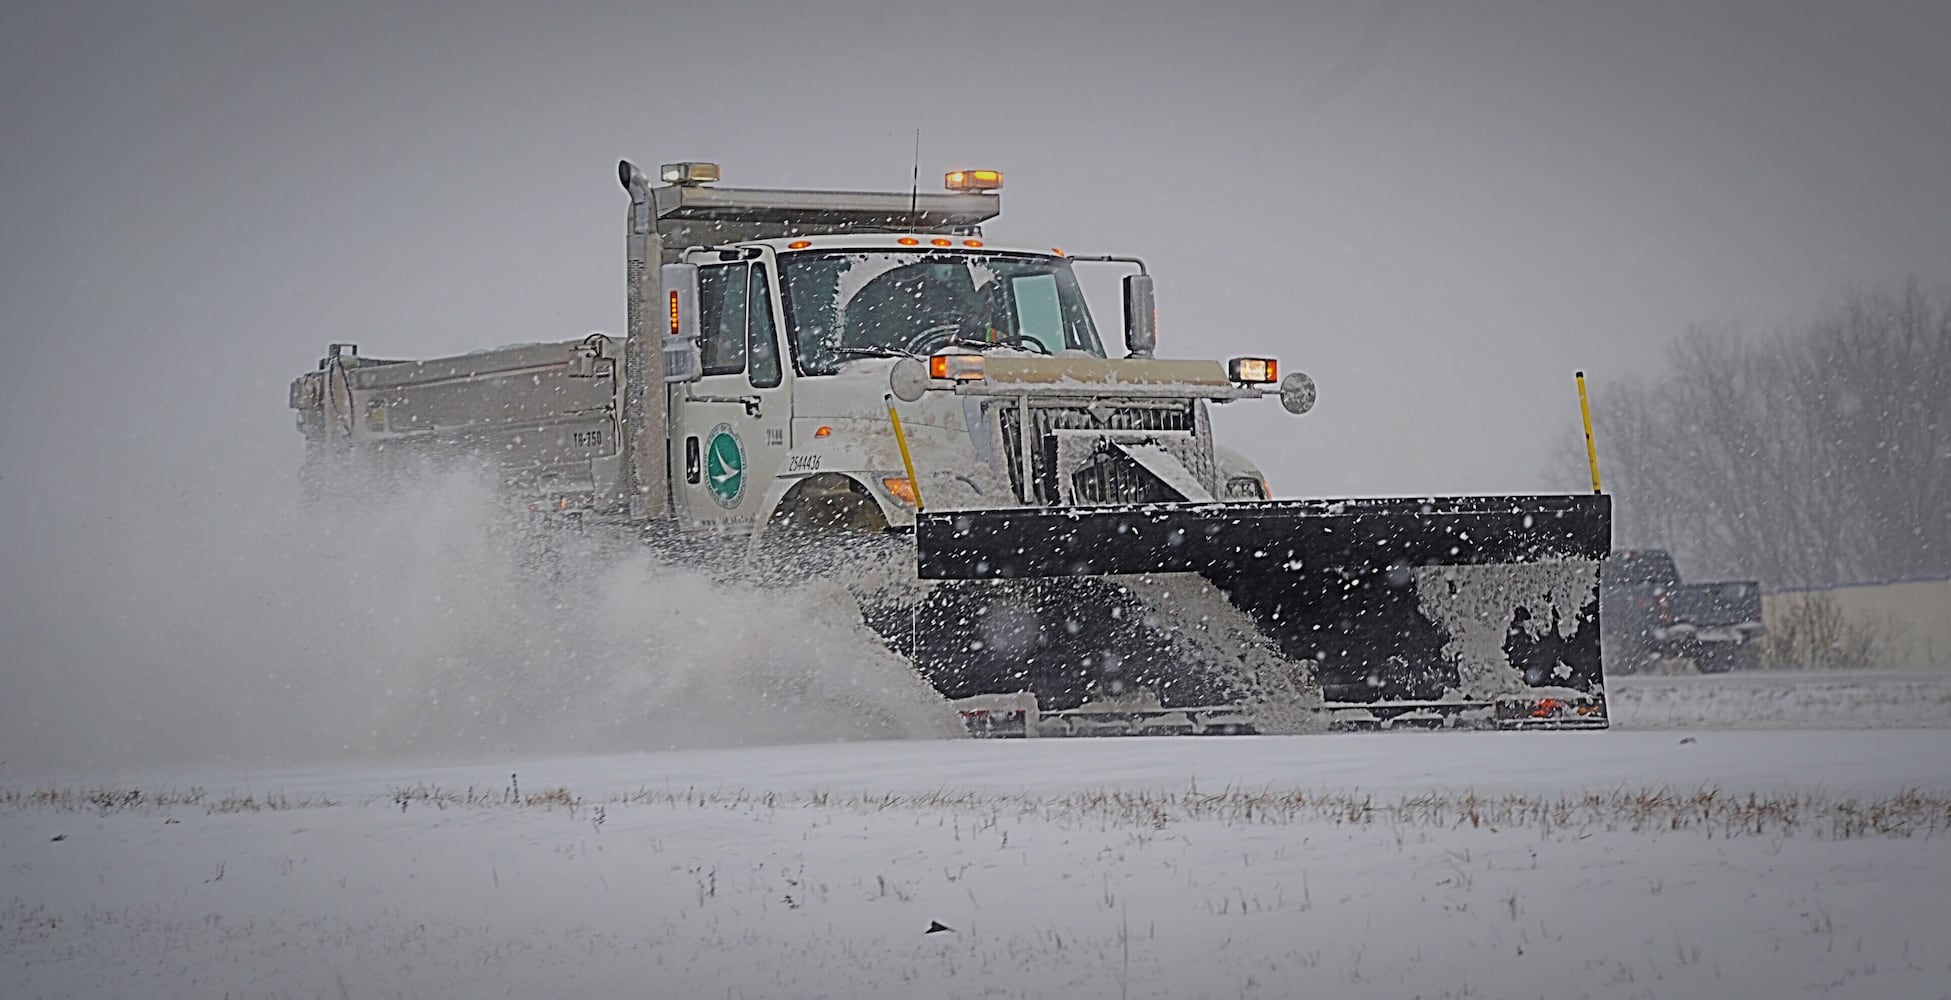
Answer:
[914,496,1613,726]
[916,496,1610,580]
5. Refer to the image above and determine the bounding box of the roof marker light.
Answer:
[787,240,812,249]
[930,238,953,247]
[897,237,920,246]
[963,239,984,248]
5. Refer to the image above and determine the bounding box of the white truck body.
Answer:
[290,160,1613,734]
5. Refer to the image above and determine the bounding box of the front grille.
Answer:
[996,400,1212,505]
[1071,449,1179,505]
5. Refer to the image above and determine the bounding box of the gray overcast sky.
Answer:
[2,2,1949,765]
[4,0,1948,495]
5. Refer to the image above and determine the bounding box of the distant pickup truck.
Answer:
[1600,549,1766,673]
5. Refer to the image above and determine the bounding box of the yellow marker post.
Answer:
[885,393,925,512]
[1576,370,1602,494]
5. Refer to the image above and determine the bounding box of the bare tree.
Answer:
[1548,280,1951,589]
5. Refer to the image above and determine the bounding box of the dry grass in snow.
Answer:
[9,780,1951,843]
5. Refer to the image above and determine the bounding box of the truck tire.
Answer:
[754,476,896,581]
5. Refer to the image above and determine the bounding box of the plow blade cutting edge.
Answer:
[915,495,1614,729]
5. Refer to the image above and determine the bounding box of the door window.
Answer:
[699,262,784,388]
[748,267,782,389]
[698,265,749,376]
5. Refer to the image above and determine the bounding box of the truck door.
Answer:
[670,252,793,531]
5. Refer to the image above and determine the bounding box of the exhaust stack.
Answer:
[618,159,669,521]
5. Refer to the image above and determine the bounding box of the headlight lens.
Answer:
[1227,357,1278,384]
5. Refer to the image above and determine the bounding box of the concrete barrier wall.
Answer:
[1762,578,1951,669]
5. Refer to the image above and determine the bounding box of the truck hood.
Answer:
[791,358,963,429]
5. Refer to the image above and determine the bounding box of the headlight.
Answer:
[928,353,986,381]
[1225,476,1271,500]
[1228,357,1279,384]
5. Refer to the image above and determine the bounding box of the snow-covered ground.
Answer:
[1611,669,1951,731]
[6,670,1949,1000]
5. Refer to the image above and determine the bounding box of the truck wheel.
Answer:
[755,476,895,581]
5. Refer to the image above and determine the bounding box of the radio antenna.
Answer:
[908,129,921,227]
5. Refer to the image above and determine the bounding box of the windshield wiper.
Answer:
[831,346,922,360]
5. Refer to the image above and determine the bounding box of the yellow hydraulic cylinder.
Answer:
[885,393,925,512]
[1576,370,1602,494]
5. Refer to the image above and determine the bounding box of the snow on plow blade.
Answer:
[916,495,1613,729]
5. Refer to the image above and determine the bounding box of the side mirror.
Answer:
[1278,371,1317,415]
[659,263,702,383]
[1122,274,1156,359]
[889,357,930,402]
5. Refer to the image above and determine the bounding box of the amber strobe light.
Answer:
[944,169,1003,192]
[1227,357,1279,384]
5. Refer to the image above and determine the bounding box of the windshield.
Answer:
[777,251,1105,375]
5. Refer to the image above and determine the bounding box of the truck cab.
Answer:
[662,221,1293,542]
[666,235,1117,535]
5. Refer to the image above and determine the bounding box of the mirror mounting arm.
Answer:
[1066,256,1155,358]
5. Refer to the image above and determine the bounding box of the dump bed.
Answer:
[291,338,625,502]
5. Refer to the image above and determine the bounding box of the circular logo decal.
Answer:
[705,423,745,508]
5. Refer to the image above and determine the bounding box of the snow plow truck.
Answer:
[289,159,1612,735]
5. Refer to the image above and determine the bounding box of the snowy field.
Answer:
[5,672,1950,1000]
[1610,669,1951,732]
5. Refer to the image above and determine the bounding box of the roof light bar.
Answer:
[944,169,1003,192]
[659,161,721,186]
